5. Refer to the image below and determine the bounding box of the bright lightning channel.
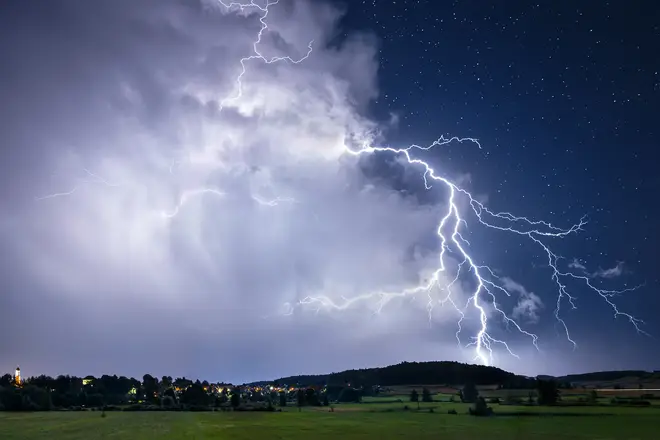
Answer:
[294,140,645,365]
[217,0,313,111]
[36,0,646,366]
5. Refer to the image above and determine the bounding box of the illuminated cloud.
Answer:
[502,278,544,324]
[570,258,625,279]
[568,258,587,272]
[0,0,478,380]
[592,262,625,279]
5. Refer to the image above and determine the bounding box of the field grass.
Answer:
[1,403,657,440]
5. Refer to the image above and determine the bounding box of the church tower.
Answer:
[14,366,21,385]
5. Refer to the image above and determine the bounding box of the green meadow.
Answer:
[1,401,656,440]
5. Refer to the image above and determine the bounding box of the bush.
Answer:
[421,388,433,403]
[468,397,494,417]
[460,383,478,403]
[447,409,457,415]
[161,396,176,409]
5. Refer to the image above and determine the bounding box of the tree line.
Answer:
[0,373,348,412]
[1,360,575,412]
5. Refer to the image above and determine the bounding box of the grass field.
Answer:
[1,403,657,440]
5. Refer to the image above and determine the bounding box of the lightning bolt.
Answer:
[290,141,645,365]
[36,0,646,366]
[159,189,295,218]
[217,0,313,111]
[35,168,122,200]
[160,188,227,219]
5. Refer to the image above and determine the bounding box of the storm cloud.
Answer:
[0,0,492,382]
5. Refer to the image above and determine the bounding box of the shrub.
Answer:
[161,396,176,409]
[460,383,478,403]
[468,397,494,417]
[421,388,433,403]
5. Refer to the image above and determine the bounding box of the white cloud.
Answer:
[0,0,479,380]
[501,277,544,324]
[592,262,625,279]
[569,258,626,279]
[568,258,587,271]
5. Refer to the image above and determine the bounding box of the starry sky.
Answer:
[0,0,658,383]
[341,0,660,365]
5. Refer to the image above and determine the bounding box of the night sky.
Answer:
[0,0,658,383]
[341,0,660,365]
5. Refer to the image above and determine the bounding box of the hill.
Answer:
[557,370,657,383]
[261,361,536,388]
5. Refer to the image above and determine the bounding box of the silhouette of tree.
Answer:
[336,387,361,403]
[460,382,479,403]
[142,374,159,403]
[180,382,209,407]
[0,374,13,387]
[537,379,559,405]
[421,387,433,402]
[469,396,493,416]
[305,388,320,406]
[161,376,173,392]
[230,388,241,409]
